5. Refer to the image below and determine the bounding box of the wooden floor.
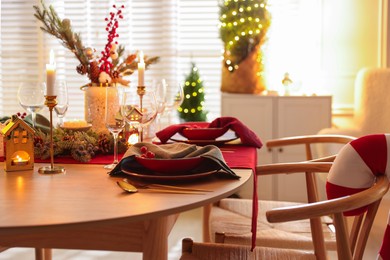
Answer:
[0,191,388,259]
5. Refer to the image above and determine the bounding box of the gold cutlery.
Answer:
[124,178,213,192]
[117,180,206,194]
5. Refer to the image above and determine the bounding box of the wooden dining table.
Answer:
[0,162,251,260]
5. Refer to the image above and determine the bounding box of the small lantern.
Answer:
[1,115,35,172]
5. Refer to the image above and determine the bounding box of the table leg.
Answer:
[35,248,52,260]
[142,214,178,260]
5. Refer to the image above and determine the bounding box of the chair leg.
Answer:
[35,248,52,260]
[203,203,212,242]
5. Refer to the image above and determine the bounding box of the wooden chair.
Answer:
[191,165,389,260]
[181,237,316,260]
[205,135,356,257]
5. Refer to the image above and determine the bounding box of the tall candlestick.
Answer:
[46,49,56,96]
[138,51,145,86]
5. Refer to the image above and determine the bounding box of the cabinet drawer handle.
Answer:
[278,148,283,152]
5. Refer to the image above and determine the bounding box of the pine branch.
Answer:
[33,1,89,66]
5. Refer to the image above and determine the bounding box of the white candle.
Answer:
[138,51,145,86]
[46,49,56,96]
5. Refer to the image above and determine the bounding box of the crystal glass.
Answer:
[164,83,184,125]
[121,86,157,142]
[17,81,46,128]
[104,86,125,169]
[152,79,167,131]
[54,80,69,127]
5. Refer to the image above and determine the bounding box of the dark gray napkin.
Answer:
[109,142,239,179]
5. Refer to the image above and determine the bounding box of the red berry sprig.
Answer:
[16,112,27,119]
[99,4,125,74]
[139,146,155,158]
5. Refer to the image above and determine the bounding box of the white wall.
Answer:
[320,0,387,114]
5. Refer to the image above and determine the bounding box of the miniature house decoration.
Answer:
[1,115,35,171]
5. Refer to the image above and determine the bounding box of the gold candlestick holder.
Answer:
[137,86,145,142]
[38,96,66,174]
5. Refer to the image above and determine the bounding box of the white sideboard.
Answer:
[221,93,332,202]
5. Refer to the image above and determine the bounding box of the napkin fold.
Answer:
[156,117,262,148]
[109,142,239,179]
[208,117,262,148]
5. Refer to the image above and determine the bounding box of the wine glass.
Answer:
[164,83,184,125]
[17,82,46,128]
[153,79,167,131]
[121,86,157,142]
[104,86,125,169]
[54,80,69,127]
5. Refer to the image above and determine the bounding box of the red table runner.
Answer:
[0,145,256,167]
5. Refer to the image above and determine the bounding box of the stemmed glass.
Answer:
[164,83,184,125]
[153,79,167,131]
[121,86,157,142]
[104,86,125,169]
[54,80,69,127]
[17,81,46,128]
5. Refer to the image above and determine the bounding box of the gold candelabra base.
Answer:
[38,95,65,174]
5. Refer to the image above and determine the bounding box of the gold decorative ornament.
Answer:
[2,115,35,172]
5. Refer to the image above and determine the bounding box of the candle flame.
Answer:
[49,49,56,67]
[128,133,139,145]
[138,51,144,63]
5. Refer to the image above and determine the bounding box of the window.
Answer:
[0,0,324,122]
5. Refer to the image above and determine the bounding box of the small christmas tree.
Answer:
[178,63,208,122]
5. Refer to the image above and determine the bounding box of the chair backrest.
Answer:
[353,68,390,135]
[257,155,389,259]
[262,162,389,260]
[266,134,356,202]
[265,135,356,258]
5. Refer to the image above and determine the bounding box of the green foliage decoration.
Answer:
[178,63,208,122]
[219,0,271,72]
[34,128,128,163]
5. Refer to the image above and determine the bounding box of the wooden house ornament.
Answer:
[1,115,35,171]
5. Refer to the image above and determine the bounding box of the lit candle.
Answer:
[138,51,145,86]
[46,49,56,96]
[12,155,29,166]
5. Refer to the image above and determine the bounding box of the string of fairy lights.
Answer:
[219,0,270,72]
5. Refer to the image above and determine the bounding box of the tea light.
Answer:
[11,155,29,166]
